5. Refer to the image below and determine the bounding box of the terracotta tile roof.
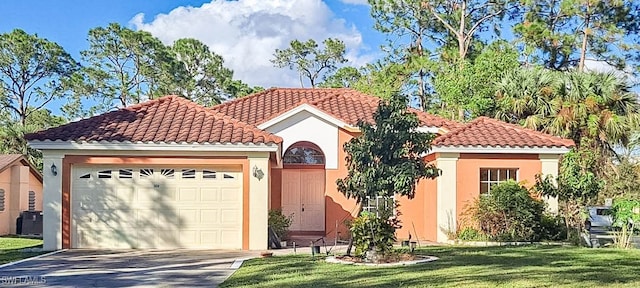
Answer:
[26,96,282,145]
[0,154,23,171]
[433,116,575,148]
[211,88,462,130]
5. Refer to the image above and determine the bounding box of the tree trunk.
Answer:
[458,0,467,65]
[415,37,426,111]
[458,35,466,66]
[418,70,426,110]
[578,3,591,72]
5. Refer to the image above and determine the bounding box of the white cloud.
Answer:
[585,59,637,85]
[340,0,369,5]
[130,0,370,88]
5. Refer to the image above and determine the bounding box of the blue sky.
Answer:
[0,0,383,88]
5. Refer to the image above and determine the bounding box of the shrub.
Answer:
[268,209,293,240]
[350,211,398,256]
[539,213,567,241]
[610,198,640,249]
[467,180,545,241]
[457,227,488,241]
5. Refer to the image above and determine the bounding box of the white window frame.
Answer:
[480,168,519,194]
[363,195,395,217]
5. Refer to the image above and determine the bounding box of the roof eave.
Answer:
[28,140,280,152]
[431,145,573,154]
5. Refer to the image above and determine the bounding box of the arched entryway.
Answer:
[281,141,326,232]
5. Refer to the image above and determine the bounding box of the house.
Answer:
[26,88,573,251]
[0,154,43,235]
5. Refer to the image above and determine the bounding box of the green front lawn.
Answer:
[0,237,44,264]
[222,245,640,288]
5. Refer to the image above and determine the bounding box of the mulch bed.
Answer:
[334,253,417,264]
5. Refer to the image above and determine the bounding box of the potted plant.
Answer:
[268,209,293,248]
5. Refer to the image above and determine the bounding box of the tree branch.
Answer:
[427,6,461,37]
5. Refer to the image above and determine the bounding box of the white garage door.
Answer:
[71,165,243,249]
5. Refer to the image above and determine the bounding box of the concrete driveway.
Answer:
[0,249,257,287]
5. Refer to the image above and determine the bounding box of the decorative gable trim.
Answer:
[257,103,360,132]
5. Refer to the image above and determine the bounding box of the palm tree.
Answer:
[496,69,640,158]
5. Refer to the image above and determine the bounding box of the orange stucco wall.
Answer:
[270,163,282,210]
[0,169,12,235]
[272,132,548,243]
[324,128,360,240]
[28,172,43,212]
[0,164,43,235]
[396,154,438,243]
[456,153,542,227]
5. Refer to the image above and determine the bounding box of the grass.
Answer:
[221,245,640,288]
[0,236,44,265]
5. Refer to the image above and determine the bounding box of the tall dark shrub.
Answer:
[469,180,545,241]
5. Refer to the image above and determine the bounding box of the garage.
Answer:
[27,96,279,250]
[71,165,243,249]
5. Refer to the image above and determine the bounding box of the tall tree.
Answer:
[319,66,362,88]
[336,94,440,252]
[271,38,347,88]
[67,23,180,114]
[226,80,263,98]
[0,108,65,169]
[352,61,413,101]
[369,0,436,106]
[0,29,78,124]
[515,0,640,72]
[369,0,516,109]
[432,41,520,120]
[170,38,237,106]
[419,0,516,63]
[496,69,640,157]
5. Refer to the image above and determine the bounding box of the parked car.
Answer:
[585,206,613,230]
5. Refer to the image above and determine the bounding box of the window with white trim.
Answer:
[363,196,394,216]
[283,143,325,165]
[480,168,518,194]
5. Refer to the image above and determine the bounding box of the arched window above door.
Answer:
[283,142,325,165]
